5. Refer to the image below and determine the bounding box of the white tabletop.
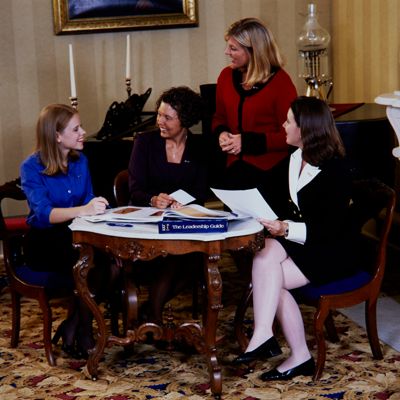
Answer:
[69,217,263,242]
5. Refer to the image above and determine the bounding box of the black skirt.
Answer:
[277,235,361,286]
[23,223,78,273]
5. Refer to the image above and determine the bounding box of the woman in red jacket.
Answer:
[213,17,297,189]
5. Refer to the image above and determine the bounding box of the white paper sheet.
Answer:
[211,188,278,220]
[169,189,195,205]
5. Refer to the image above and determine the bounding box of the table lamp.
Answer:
[297,3,332,100]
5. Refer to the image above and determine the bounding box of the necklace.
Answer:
[166,134,187,161]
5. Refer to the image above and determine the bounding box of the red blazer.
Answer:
[212,66,297,171]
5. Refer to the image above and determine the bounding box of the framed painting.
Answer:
[52,0,198,35]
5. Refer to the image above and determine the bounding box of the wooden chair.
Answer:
[0,178,29,265]
[113,169,130,207]
[0,178,74,366]
[234,179,396,380]
[112,169,201,323]
[110,169,140,334]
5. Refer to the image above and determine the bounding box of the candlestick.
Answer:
[125,34,131,80]
[68,44,77,98]
[69,96,78,109]
[125,78,132,97]
[125,78,132,98]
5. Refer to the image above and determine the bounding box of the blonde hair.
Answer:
[35,104,79,175]
[225,18,284,87]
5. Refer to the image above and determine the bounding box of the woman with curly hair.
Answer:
[128,86,207,324]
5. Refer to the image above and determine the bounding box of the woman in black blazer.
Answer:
[128,86,207,324]
[233,96,359,381]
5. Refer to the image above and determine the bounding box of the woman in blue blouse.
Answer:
[20,103,109,358]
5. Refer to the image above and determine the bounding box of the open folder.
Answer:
[211,188,278,220]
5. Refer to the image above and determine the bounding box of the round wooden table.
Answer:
[70,218,264,398]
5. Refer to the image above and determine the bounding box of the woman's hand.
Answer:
[150,193,174,209]
[170,200,183,209]
[50,196,109,223]
[258,219,288,237]
[86,197,109,215]
[219,132,241,155]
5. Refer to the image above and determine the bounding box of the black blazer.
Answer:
[128,129,208,206]
[259,153,360,285]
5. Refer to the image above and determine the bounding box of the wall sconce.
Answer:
[297,3,332,100]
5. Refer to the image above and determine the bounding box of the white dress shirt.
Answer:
[285,149,321,245]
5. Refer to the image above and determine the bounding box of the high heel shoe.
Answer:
[232,336,282,365]
[52,320,66,346]
[259,357,315,381]
[74,321,95,360]
[52,319,80,359]
[74,343,90,360]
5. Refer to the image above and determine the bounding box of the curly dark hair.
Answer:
[155,86,203,128]
[291,96,345,166]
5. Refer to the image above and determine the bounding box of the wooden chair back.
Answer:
[0,178,73,366]
[113,169,130,207]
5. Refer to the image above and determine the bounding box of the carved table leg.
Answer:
[120,259,138,333]
[203,253,223,398]
[73,243,106,380]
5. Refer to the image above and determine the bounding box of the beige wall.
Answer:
[331,0,400,103]
[1,0,330,190]
[3,0,399,190]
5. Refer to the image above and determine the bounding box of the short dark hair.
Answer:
[291,96,345,166]
[156,86,203,128]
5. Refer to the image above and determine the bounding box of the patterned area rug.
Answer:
[1,255,400,400]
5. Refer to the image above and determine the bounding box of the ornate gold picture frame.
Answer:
[52,0,198,35]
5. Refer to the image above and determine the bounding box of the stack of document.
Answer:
[81,188,277,233]
[82,204,238,224]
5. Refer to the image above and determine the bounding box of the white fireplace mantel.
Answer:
[375,91,400,158]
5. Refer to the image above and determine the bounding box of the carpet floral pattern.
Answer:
[0,255,399,399]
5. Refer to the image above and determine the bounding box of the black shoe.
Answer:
[53,323,80,359]
[259,357,315,381]
[52,319,77,351]
[232,336,282,365]
[52,320,67,346]
[74,344,90,360]
[75,327,95,360]
[61,343,80,358]
[53,318,89,360]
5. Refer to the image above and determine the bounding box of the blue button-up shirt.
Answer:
[20,152,94,228]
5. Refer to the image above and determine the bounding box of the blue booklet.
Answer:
[158,218,228,234]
